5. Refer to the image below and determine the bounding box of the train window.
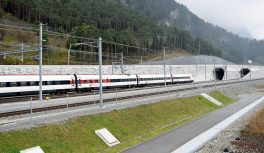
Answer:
[35,82,39,86]
[20,82,26,86]
[16,82,21,87]
[9,82,16,87]
[59,81,67,85]
[6,82,11,87]
[43,81,47,85]
[26,82,31,86]
[111,79,118,83]
[0,82,5,87]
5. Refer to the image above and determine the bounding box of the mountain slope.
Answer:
[123,0,264,64]
[0,0,222,62]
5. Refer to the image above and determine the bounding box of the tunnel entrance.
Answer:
[214,67,225,80]
[240,68,250,78]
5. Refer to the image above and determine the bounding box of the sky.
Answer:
[175,0,264,40]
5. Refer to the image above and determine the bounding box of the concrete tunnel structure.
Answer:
[240,68,250,78]
[214,67,225,81]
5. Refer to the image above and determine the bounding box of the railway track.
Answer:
[0,82,196,104]
[0,79,262,118]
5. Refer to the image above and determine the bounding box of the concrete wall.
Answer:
[0,64,263,82]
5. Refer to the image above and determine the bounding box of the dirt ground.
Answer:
[232,108,264,152]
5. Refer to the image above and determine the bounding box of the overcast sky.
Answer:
[175,0,264,40]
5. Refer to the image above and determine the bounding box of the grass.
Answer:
[247,108,264,134]
[232,107,264,151]
[255,85,264,89]
[209,91,234,105]
[0,94,233,153]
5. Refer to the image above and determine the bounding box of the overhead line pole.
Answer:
[21,43,24,62]
[39,23,43,101]
[163,47,167,87]
[98,37,104,108]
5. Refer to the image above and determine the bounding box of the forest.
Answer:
[124,0,264,64]
[0,0,222,61]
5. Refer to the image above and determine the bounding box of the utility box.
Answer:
[95,128,120,147]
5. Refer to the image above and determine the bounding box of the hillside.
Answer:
[122,0,264,64]
[0,0,222,65]
[144,55,234,65]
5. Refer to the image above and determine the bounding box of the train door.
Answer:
[73,74,78,92]
[137,75,140,86]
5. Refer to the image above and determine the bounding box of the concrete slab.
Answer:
[95,128,120,147]
[20,146,44,153]
[201,93,223,106]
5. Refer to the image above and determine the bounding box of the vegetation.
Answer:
[209,91,234,105]
[125,0,264,64]
[232,107,264,152]
[2,0,263,64]
[0,0,222,65]
[255,85,264,89]
[0,95,233,153]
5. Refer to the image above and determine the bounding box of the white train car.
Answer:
[172,74,193,83]
[76,74,137,90]
[0,75,74,96]
[0,73,194,97]
[137,74,172,86]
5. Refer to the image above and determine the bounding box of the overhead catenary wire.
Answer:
[0,23,167,54]
[0,23,178,65]
[0,23,39,31]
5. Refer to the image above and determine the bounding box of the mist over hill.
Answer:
[122,0,264,64]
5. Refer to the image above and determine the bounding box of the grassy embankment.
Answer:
[209,91,234,105]
[0,91,233,153]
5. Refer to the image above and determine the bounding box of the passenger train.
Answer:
[0,74,194,97]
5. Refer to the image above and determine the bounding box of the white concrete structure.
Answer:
[95,128,120,147]
[20,146,44,153]
[201,93,223,106]
[1,64,264,82]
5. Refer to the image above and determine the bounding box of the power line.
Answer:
[0,23,175,60]
[0,23,38,31]
[0,27,37,34]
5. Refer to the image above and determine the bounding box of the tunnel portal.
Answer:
[214,67,225,81]
[240,68,250,78]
